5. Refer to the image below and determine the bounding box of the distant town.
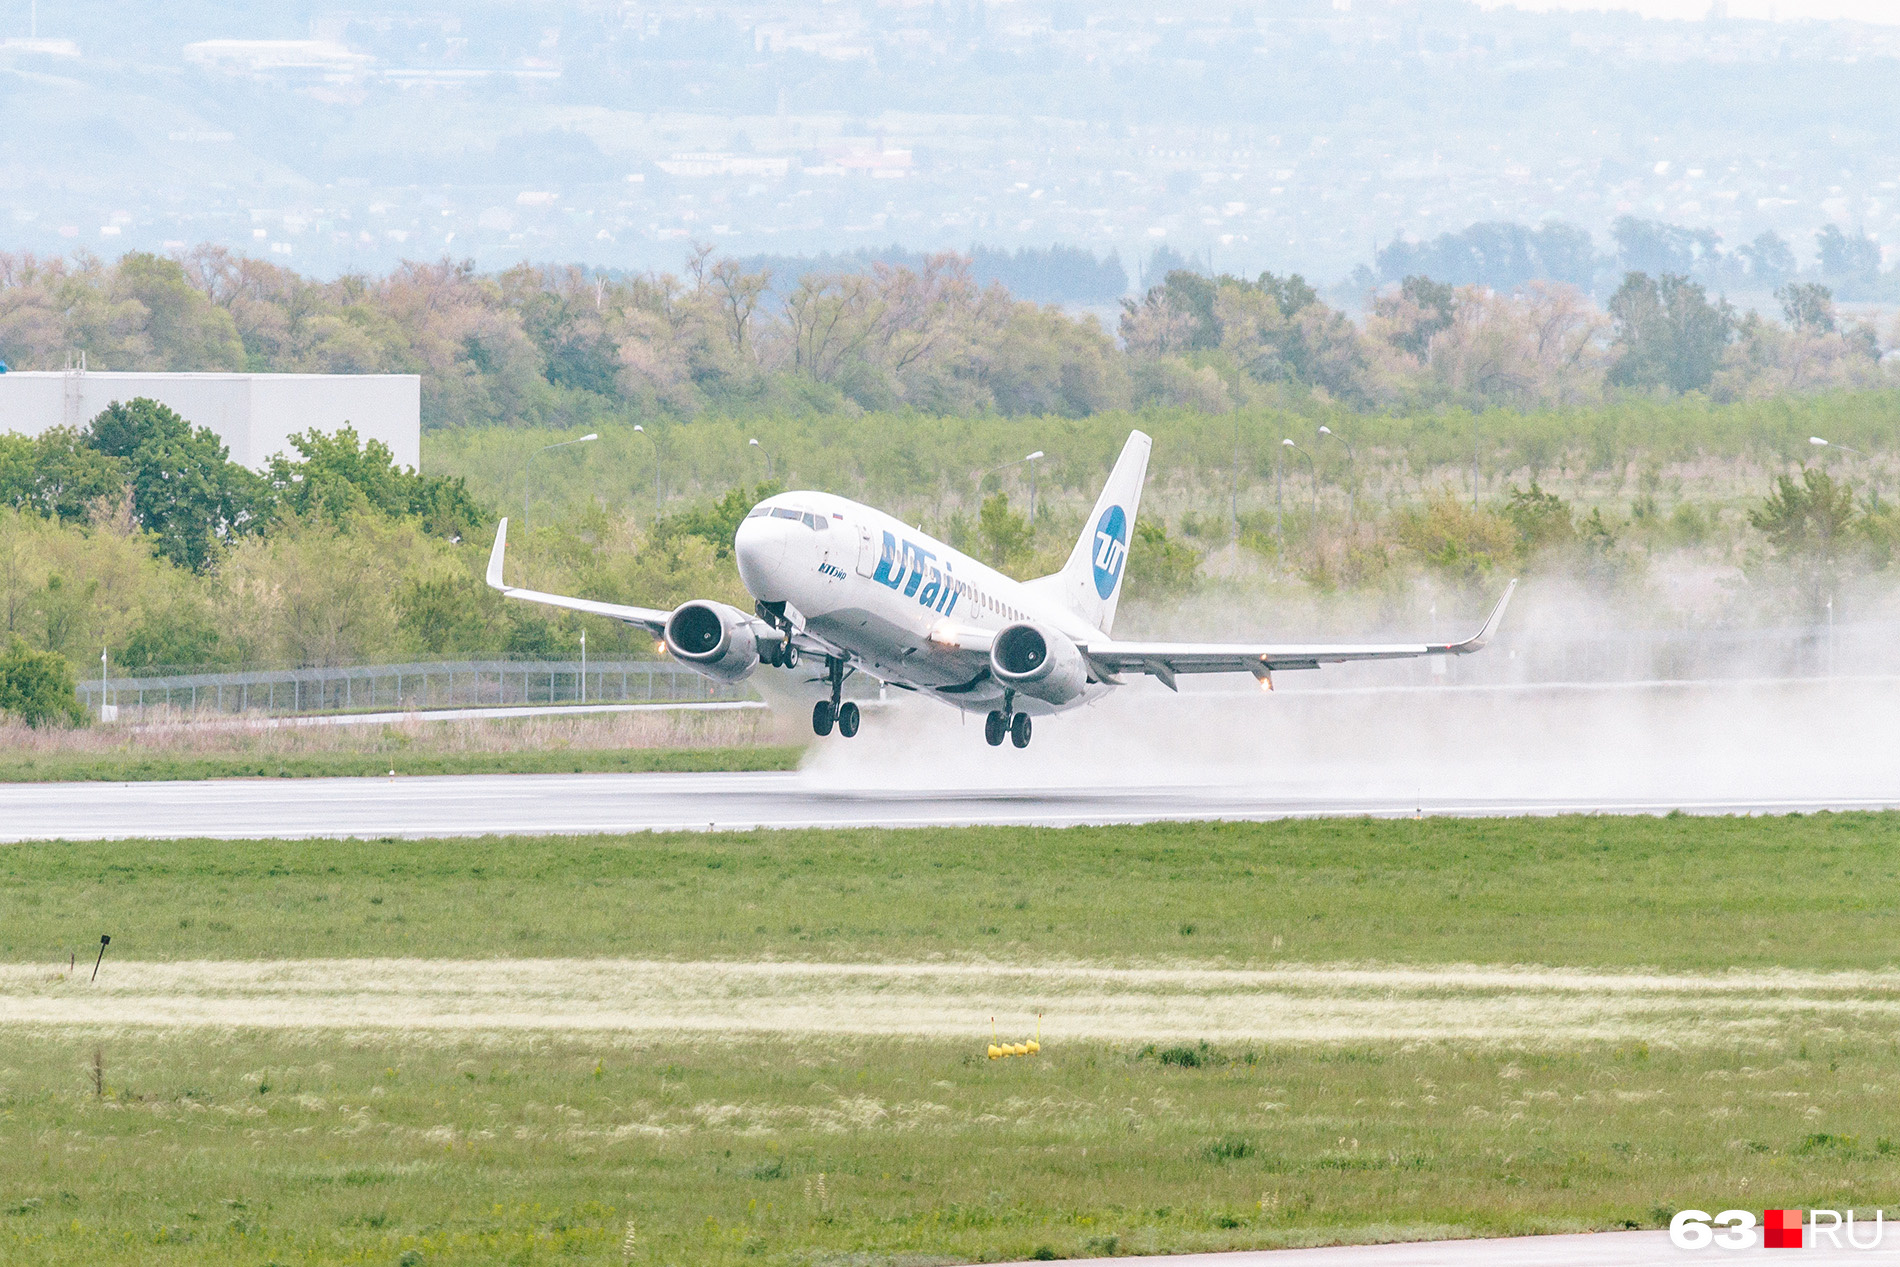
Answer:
[4,0,1900,298]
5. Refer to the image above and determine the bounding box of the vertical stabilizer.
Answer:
[1029,430,1151,634]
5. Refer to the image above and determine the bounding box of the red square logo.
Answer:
[1764,1209,1803,1249]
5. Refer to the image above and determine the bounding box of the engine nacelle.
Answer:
[664,600,761,683]
[990,622,1088,706]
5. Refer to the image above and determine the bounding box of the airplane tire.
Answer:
[812,700,836,737]
[784,644,799,668]
[837,701,861,738]
[984,710,1007,746]
[1010,712,1032,749]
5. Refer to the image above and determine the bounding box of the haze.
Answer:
[6,0,1900,288]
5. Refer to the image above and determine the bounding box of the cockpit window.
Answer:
[756,505,828,530]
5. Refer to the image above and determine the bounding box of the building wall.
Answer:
[0,371,422,471]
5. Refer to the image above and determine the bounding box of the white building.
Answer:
[0,371,422,471]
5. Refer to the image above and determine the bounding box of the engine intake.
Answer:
[664,601,760,683]
[990,622,1088,705]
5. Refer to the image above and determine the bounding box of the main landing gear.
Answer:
[984,690,1032,749]
[811,656,859,738]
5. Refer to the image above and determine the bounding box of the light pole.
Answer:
[1318,424,1357,529]
[977,451,1045,520]
[524,433,597,530]
[749,437,775,480]
[1812,436,1868,651]
[633,424,661,525]
[1284,438,1317,525]
[1275,438,1285,553]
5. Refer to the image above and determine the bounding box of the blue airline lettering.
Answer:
[873,531,906,589]
[903,546,934,598]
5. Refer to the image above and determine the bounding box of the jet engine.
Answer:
[664,600,762,682]
[990,622,1088,705]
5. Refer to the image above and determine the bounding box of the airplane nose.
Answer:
[734,516,792,599]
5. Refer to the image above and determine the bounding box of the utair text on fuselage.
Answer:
[484,430,1515,750]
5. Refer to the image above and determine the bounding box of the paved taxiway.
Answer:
[5,770,1900,842]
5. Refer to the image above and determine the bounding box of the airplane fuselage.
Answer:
[733,491,1112,714]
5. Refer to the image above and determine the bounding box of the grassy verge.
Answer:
[1,1029,1893,1266]
[4,814,1897,969]
[6,815,1899,1264]
[0,744,802,783]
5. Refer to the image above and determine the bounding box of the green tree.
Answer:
[1749,468,1858,559]
[1502,482,1575,554]
[0,428,127,522]
[267,426,484,540]
[397,571,492,656]
[656,482,781,560]
[112,252,245,370]
[1396,489,1519,587]
[1749,467,1858,614]
[1125,519,1201,601]
[0,633,86,726]
[976,493,1033,574]
[1391,275,1456,358]
[1777,282,1835,334]
[86,398,268,572]
[1607,272,1734,394]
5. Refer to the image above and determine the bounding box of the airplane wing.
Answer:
[1078,581,1516,691]
[485,518,672,634]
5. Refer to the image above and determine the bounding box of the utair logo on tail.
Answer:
[1091,505,1128,598]
[484,428,1515,753]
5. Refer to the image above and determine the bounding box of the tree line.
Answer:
[1373,216,1900,301]
[0,244,1892,433]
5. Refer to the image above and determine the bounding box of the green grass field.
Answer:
[4,814,1896,968]
[0,744,801,783]
[3,1030,1893,1266]
[4,814,1899,1264]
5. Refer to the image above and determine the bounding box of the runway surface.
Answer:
[995,1229,1898,1263]
[200,699,765,728]
[4,769,1900,842]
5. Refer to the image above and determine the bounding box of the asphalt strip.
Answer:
[8,958,1900,1044]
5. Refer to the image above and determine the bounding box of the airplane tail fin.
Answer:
[1029,429,1151,635]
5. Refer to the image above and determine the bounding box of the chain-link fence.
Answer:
[77,659,750,722]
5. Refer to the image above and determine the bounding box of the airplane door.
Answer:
[856,526,879,577]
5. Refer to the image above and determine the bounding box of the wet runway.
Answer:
[4,769,1899,842]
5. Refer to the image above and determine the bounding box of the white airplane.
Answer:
[486,430,1514,748]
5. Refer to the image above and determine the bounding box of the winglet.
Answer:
[486,517,509,591]
[1445,579,1516,653]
